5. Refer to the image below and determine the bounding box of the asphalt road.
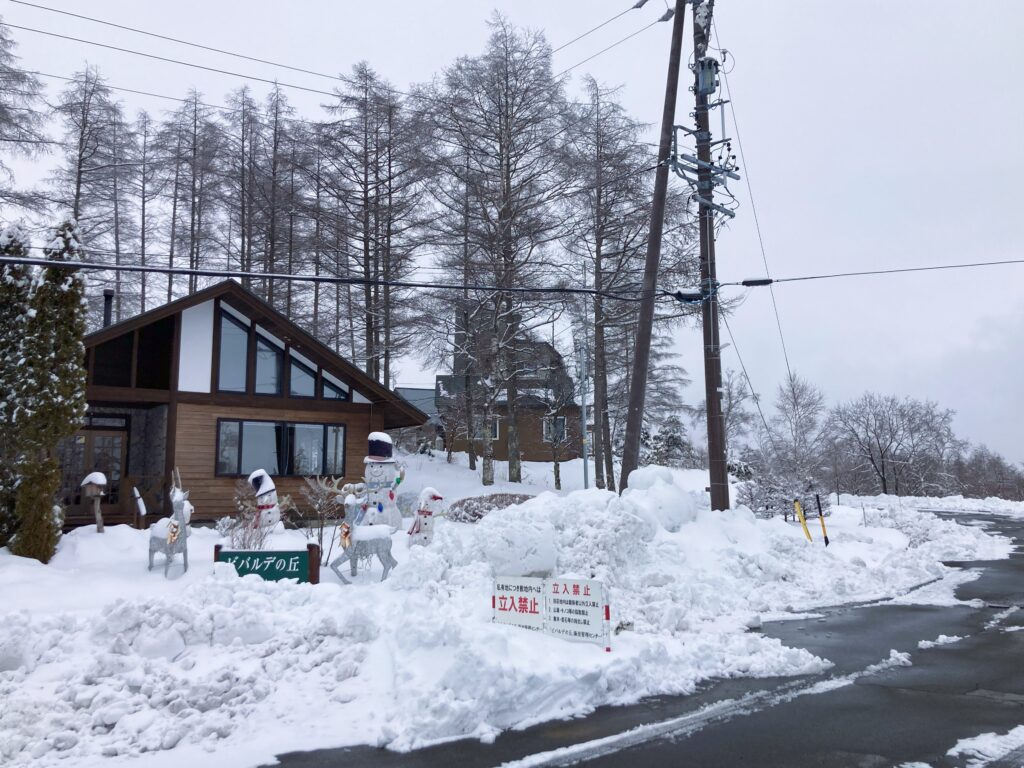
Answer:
[269,511,1024,768]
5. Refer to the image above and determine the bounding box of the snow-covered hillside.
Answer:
[0,457,1012,767]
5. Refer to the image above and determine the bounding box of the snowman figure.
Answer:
[358,432,405,531]
[247,468,281,528]
[408,487,443,547]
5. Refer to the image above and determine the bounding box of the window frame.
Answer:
[253,334,284,397]
[216,310,251,394]
[542,415,567,444]
[214,301,356,403]
[288,356,317,399]
[215,418,347,478]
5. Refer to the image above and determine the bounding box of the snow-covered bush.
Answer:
[447,493,532,523]
[221,480,272,550]
[299,476,343,565]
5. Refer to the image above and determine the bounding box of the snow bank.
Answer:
[947,724,1024,767]
[842,492,1024,518]
[0,467,1011,767]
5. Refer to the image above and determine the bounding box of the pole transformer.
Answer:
[619,0,687,492]
[691,0,730,510]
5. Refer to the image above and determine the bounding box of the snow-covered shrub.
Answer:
[447,493,532,523]
[222,480,272,550]
[299,476,343,564]
[737,470,830,521]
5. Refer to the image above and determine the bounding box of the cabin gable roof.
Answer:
[84,280,427,428]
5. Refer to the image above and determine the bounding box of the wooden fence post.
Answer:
[308,543,320,584]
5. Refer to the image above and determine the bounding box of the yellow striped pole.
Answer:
[794,499,813,542]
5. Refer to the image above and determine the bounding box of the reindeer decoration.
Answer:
[329,521,398,584]
[148,469,193,577]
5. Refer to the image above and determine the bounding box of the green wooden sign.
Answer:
[215,543,320,584]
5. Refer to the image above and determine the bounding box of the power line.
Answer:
[8,0,346,83]
[712,19,793,382]
[552,1,651,54]
[728,258,1024,286]
[13,0,651,72]
[1,22,339,98]
[21,67,240,113]
[0,255,662,302]
[556,17,666,79]
[720,312,777,453]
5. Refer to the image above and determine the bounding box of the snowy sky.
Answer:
[3,0,1023,463]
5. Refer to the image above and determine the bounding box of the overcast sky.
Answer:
[3,0,1023,463]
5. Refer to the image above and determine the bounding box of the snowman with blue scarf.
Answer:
[351,432,405,531]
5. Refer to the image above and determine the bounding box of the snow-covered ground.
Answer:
[0,456,1014,767]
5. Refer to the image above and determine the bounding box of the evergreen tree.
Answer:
[641,415,696,469]
[10,219,88,562]
[0,224,32,546]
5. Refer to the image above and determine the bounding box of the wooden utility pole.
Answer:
[692,0,731,510]
[619,0,687,492]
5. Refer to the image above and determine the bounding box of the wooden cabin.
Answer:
[59,280,427,527]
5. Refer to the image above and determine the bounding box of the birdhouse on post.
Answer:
[80,471,108,533]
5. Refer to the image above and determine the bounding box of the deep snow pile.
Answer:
[0,466,1011,767]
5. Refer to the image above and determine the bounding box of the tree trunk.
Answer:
[188,99,199,295]
[139,117,148,312]
[167,128,182,303]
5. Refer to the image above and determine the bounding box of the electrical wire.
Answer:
[551,1,648,54]
[1,23,339,98]
[0,255,666,302]
[732,258,1024,286]
[11,0,655,88]
[711,18,793,382]
[556,18,664,79]
[8,0,347,83]
[720,312,778,452]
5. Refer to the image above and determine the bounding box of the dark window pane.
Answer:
[93,332,133,387]
[217,421,240,474]
[255,337,282,395]
[290,359,316,398]
[325,425,345,475]
[136,316,174,389]
[218,314,249,392]
[240,421,283,475]
[290,423,324,476]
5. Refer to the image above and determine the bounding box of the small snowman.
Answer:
[247,468,281,528]
[359,432,405,531]
[408,487,443,547]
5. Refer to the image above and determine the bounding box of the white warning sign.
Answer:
[491,576,611,650]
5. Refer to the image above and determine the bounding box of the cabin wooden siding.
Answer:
[446,405,582,462]
[173,402,385,521]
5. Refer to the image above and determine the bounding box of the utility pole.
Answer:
[691,0,730,510]
[619,0,687,492]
